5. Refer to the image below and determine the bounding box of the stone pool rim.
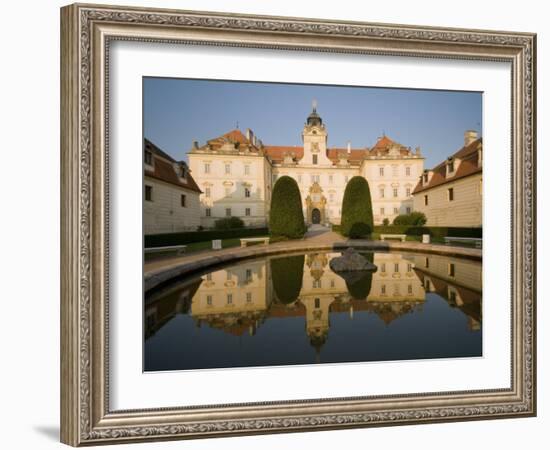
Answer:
[144,241,481,294]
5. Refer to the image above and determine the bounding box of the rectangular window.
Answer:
[379,188,385,198]
[206,295,213,306]
[394,207,398,214]
[393,188,398,197]
[227,294,233,304]
[144,150,152,165]
[425,257,429,268]
[380,207,385,215]
[225,208,231,217]
[245,208,251,216]
[424,195,428,206]
[329,175,333,184]
[145,185,153,201]
[405,166,411,176]
[381,263,386,273]
[407,263,412,272]
[206,273,212,281]
[448,187,454,201]
[205,187,211,198]
[225,163,231,174]
[381,284,386,295]
[246,269,252,281]
[330,279,335,288]
[246,292,252,303]
[314,298,320,308]
[450,290,457,303]
[394,263,399,273]
[406,187,411,197]
[205,208,211,217]
[379,167,384,176]
[244,164,250,175]
[204,163,210,174]
[312,154,318,165]
[244,187,251,198]
[408,284,413,294]
[406,207,411,214]
[448,263,456,277]
[180,194,186,207]
[313,280,321,289]
[392,166,398,177]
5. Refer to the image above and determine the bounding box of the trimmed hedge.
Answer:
[269,176,306,239]
[144,227,268,248]
[214,216,245,230]
[341,176,374,238]
[373,225,482,238]
[270,254,305,304]
[392,211,427,226]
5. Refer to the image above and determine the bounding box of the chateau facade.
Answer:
[412,131,482,227]
[188,104,425,227]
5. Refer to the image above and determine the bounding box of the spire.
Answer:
[307,100,323,127]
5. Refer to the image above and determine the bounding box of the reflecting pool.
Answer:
[144,251,482,371]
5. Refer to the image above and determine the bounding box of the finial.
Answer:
[312,98,318,112]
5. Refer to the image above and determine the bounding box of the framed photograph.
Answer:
[60,3,536,446]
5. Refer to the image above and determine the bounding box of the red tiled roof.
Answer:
[372,135,395,149]
[412,138,482,194]
[264,145,304,162]
[221,129,249,144]
[144,139,202,193]
[326,148,368,163]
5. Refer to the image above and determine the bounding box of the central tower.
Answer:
[302,100,331,167]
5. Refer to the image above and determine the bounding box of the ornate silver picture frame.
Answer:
[60,3,536,446]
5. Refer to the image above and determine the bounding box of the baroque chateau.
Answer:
[143,103,482,234]
[187,104,424,229]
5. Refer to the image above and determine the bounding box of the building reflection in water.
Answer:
[145,252,482,354]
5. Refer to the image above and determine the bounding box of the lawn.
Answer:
[144,237,268,261]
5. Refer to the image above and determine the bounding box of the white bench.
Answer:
[380,234,407,242]
[144,245,187,256]
[444,237,482,248]
[240,237,270,247]
[212,239,222,250]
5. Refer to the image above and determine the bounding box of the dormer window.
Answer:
[178,164,187,179]
[423,172,429,184]
[144,150,153,165]
[446,158,455,174]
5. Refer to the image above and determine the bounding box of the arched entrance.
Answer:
[312,208,321,224]
[305,182,327,225]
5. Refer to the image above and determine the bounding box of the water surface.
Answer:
[144,251,482,371]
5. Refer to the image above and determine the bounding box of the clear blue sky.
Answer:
[143,77,482,168]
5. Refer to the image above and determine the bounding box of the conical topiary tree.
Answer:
[340,176,374,238]
[270,254,305,304]
[269,176,306,239]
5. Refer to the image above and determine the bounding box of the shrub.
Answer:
[214,216,245,230]
[340,176,374,238]
[382,218,390,226]
[270,254,305,304]
[392,211,427,226]
[269,176,306,239]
